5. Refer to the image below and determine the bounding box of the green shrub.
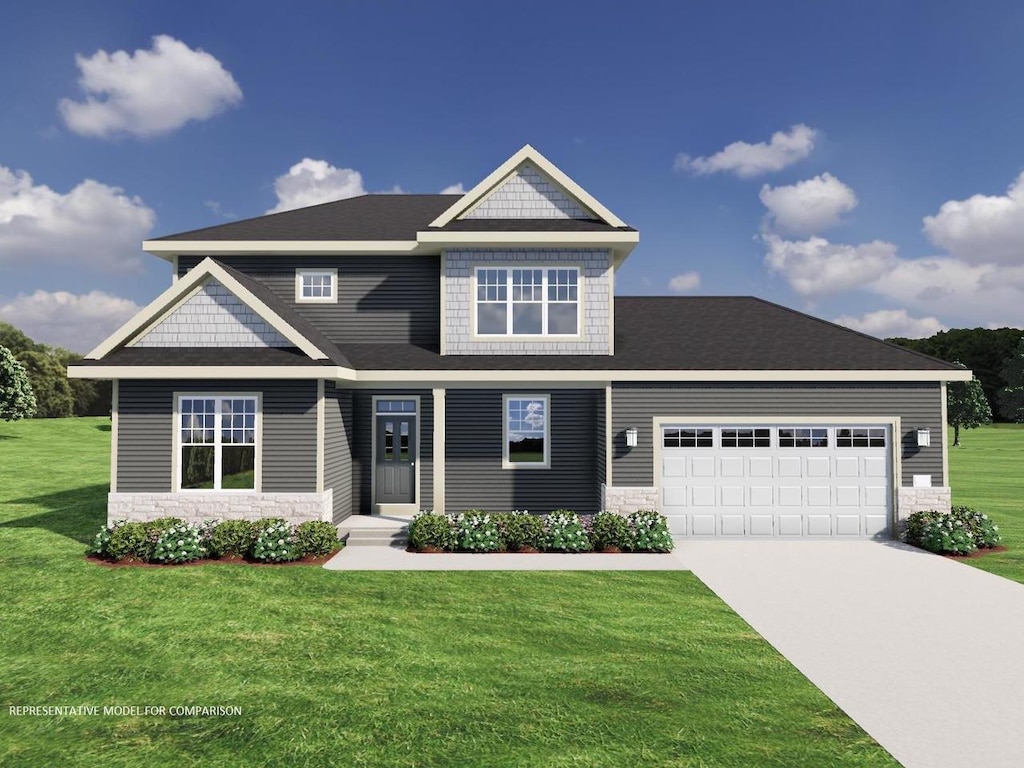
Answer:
[543,510,592,553]
[408,511,456,552]
[88,520,123,559]
[629,511,674,552]
[208,519,257,558]
[251,520,301,563]
[496,510,545,551]
[145,517,184,533]
[905,506,1001,555]
[151,522,206,564]
[295,520,342,556]
[106,522,155,561]
[591,511,634,551]
[455,510,501,552]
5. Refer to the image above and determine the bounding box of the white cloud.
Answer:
[441,183,465,195]
[267,159,367,214]
[0,166,154,272]
[759,173,857,235]
[762,234,898,296]
[668,272,701,292]
[675,124,817,178]
[0,290,141,353]
[833,309,946,339]
[922,171,1024,263]
[59,35,242,138]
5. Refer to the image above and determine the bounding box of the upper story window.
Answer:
[475,267,579,336]
[296,269,337,303]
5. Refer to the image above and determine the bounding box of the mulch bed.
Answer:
[941,545,1009,560]
[85,550,342,568]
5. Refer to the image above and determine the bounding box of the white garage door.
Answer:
[660,425,892,538]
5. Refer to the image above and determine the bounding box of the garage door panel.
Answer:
[691,514,716,535]
[749,486,773,506]
[835,515,861,536]
[663,486,687,507]
[691,457,715,477]
[807,515,832,535]
[806,486,831,506]
[749,515,774,536]
[864,457,887,477]
[691,486,716,506]
[720,457,744,477]
[778,515,803,535]
[864,485,888,507]
[806,457,831,477]
[835,456,860,477]
[720,515,745,535]
[778,456,802,477]
[864,515,888,537]
[835,486,861,506]
[720,485,744,506]
[665,515,687,535]
[748,456,773,477]
[777,485,802,506]
[663,458,687,478]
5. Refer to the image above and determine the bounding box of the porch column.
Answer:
[433,387,446,514]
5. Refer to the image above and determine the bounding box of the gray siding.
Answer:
[610,383,945,487]
[351,390,433,514]
[596,389,607,487]
[117,379,318,493]
[179,255,440,346]
[445,389,602,515]
[324,383,353,522]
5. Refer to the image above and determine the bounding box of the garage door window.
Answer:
[778,427,829,448]
[721,428,770,448]
[663,427,713,447]
[837,427,886,448]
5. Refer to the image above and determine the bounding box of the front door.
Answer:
[375,413,416,504]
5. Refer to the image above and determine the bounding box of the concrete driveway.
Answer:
[679,540,1024,768]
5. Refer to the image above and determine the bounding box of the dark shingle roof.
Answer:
[335,297,960,372]
[155,195,461,242]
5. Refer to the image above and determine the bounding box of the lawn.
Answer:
[948,423,1024,583]
[0,417,898,767]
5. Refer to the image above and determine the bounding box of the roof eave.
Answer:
[143,240,424,258]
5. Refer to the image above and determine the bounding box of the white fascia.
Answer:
[68,365,357,380]
[428,144,629,228]
[348,369,973,384]
[143,240,423,260]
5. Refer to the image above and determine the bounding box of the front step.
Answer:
[337,515,411,548]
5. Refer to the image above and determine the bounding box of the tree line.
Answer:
[0,322,111,419]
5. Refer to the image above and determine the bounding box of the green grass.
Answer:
[0,417,898,767]
[948,423,1024,582]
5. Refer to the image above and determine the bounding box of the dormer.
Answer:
[423,145,638,356]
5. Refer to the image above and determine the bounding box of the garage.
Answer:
[658,424,892,538]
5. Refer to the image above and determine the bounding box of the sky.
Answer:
[2,0,1024,352]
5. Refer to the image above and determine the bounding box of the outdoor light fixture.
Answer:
[916,428,931,447]
[625,427,638,448]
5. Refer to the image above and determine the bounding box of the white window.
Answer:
[837,427,886,448]
[721,428,771,448]
[663,427,714,448]
[503,394,549,468]
[178,396,258,490]
[476,267,579,336]
[778,427,829,448]
[296,269,337,303]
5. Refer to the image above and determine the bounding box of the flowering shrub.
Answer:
[106,522,155,561]
[151,522,206,564]
[905,506,1000,555]
[208,520,257,558]
[590,511,634,551]
[543,510,592,552]
[629,510,674,552]
[455,510,502,552]
[295,520,342,556]
[408,511,457,552]
[496,510,545,551]
[251,521,302,562]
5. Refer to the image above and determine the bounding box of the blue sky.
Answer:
[3,0,1024,351]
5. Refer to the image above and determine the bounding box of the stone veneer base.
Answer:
[107,490,333,526]
[602,485,660,515]
[896,486,952,521]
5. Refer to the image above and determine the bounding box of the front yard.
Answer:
[0,417,900,766]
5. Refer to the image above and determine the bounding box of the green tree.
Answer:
[16,350,74,418]
[0,346,37,420]
[997,337,1024,423]
[947,362,992,446]
[0,322,43,356]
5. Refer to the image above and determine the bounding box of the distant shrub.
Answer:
[208,520,257,558]
[295,520,342,556]
[455,510,501,553]
[151,522,206,564]
[591,511,634,551]
[628,511,674,552]
[408,511,456,552]
[251,521,301,563]
[543,510,592,553]
[905,506,1000,555]
[106,522,155,561]
[496,510,545,551]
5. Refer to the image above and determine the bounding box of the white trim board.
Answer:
[69,365,355,380]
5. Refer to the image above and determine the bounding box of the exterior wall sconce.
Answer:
[916,428,931,447]
[625,427,639,448]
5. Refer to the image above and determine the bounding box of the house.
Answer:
[69,145,968,538]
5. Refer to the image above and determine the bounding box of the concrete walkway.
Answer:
[681,540,1024,768]
[323,545,685,570]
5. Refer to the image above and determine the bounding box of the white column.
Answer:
[433,387,446,513]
